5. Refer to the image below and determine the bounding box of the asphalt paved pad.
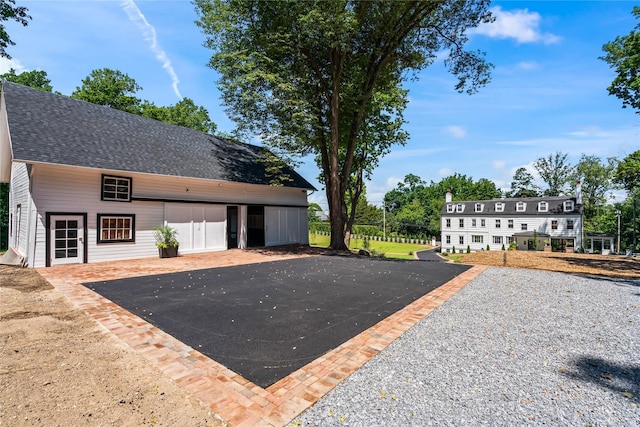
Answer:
[84,255,470,388]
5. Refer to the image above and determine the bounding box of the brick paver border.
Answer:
[38,254,486,427]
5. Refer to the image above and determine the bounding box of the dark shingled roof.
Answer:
[2,81,315,190]
[441,196,583,216]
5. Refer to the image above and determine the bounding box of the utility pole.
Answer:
[382,200,386,240]
[616,210,621,254]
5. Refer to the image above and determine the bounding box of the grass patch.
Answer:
[309,233,431,260]
[440,252,465,263]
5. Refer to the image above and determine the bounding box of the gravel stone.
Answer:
[297,267,640,426]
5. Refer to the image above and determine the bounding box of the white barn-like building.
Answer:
[440,183,584,253]
[0,82,316,267]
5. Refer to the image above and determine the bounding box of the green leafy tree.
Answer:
[614,149,640,193]
[141,98,217,134]
[307,202,323,224]
[0,0,30,59]
[534,152,575,196]
[507,167,540,198]
[575,154,615,225]
[72,68,142,114]
[600,6,640,113]
[195,0,493,250]
[0,68,52,91]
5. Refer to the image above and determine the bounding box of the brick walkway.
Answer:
[37,249,487,427]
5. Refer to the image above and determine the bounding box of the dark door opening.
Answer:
[227,206,238,249]
[247,205,265,247]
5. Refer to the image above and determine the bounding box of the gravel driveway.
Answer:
[298,267,640,426]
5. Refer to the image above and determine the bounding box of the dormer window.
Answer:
[446,204,454,213]
[564,200,574,211]
[538,202,548,212]
[456,203,464,213]
[495,202,504,212]
[474,203,483,212]
[516,202,526,212]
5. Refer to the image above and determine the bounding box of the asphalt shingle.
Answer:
[2,81,315,189]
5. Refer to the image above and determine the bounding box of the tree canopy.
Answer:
[614,149,640,194]
[71,68,143,114]
[0,0,30,59]
[195,0,493,250]
[0,68,52,91]
[534,152,575,196]
[600,6,640,113]
[71,68,217,134]
[506,167,540,198]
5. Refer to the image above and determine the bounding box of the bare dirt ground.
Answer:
[0,265,224,427]
[457,250,640,279]
[1,247,637,427]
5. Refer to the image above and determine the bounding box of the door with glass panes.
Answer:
[49,215,85,265]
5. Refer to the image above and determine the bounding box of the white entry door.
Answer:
[50,215,85,266]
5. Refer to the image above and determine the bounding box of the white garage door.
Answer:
[165,204,226,253]
[264,207,308,246]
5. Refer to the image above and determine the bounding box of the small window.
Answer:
[567,220,574,230]
[564,200,574,211]
[459,219,464,228]
[481,219,486,227]
[493,236,502,244]
[521,223,528,231]
[495,202,504,212]
[446,235,451,244]
[495,219,501,228]
[456,203,464,213]
[551,220,558,230]
[459,235,464,244]
[102,175,132,202]
[472,219,477,227]
[472,235,483,243]
[604,240,611,250]
[446,204,454,213]
[475,203,483,212]
[445,219,451,228]
[508,219,514,229]
[98,214,135,243]
[516,202,526,212]
[505,236,514,244]
[538,202,548,212]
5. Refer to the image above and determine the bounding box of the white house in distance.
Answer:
[440,182,584,253]
[0,81,316,268]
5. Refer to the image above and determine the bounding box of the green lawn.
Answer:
[308,233,431,260]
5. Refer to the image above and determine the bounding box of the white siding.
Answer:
[265,207,309,246]
[8,162,32,257]
[26,163,310,267]
[441,214,583,253]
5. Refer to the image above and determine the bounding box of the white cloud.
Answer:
[437,167,453,177]
[121,0,182,99]
[0,57,25,74]
[516,61,538,71]
[492,160,507,169]
[445,125,467,138]
[474,6,561,44]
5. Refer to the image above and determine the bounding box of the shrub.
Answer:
[452,246,456,254]
[501,244,505,251]
[486,244,490,251]
[466,245,470,253]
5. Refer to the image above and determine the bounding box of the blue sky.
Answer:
[2,1,638,210]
